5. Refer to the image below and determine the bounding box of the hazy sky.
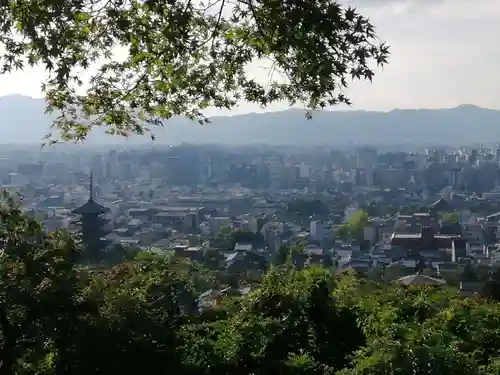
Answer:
[0,0,498,114]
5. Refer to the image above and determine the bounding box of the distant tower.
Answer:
[72,172,110,260]
[469,149,478,165]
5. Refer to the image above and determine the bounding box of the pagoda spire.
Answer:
[72,170,110,261]
[89,171,94,201]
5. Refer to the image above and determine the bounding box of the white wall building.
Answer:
[310,220,324,242]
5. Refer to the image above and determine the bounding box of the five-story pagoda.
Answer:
[72,172,110,260]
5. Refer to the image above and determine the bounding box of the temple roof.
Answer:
[397,274,446,286]
[428,197,451,210]
[72,198,110,216]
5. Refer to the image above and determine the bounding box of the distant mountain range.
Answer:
[1,94,500,145]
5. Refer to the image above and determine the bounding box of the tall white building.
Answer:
[310,220,324,242]
[297,162,310,179]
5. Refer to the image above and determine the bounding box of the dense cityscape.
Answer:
[3,143,500,297]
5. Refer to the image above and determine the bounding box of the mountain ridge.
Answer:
[1,94,499,145]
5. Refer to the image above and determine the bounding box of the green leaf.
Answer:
[0,0,389,142]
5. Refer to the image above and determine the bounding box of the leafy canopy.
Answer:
[0,0,389,142]
[439,211,461,225]
[335,209,368,241]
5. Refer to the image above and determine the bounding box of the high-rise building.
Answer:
[469,149,478,165]
[310,220,324,242]
[356,147,378,169]
[72,173,110,260]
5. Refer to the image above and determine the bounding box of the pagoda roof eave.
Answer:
[72,199,110,216]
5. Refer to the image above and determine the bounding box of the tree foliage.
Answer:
[274,242,305,265]
[0,0,388,142]
[209,266,365,374]
[217,226,263,249]
[336,209,368,241]
[482,268,500,302]
[0,192,83,374]
[439,211,461,225]
[7,195,500,375]
[335,224,350,241]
